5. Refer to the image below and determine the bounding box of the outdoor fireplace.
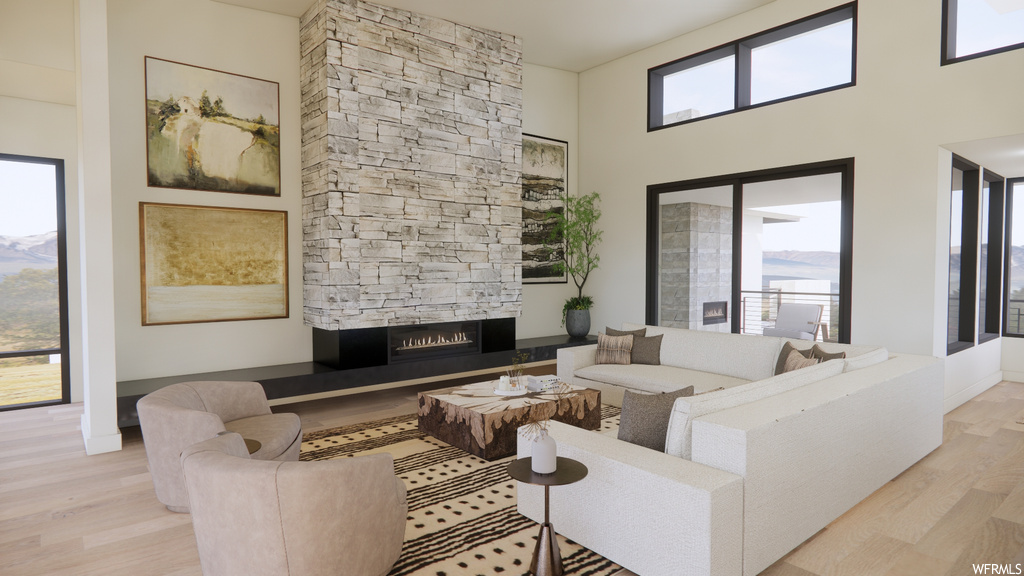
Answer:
[703,301,728,325]
[388,321,480,363]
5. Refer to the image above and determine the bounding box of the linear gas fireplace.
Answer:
[389,321,480,363]
[312,318,515,371]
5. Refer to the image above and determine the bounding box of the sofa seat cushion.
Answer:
[575,363,748,395]
[225,412,302,461]
[664,359,846,460]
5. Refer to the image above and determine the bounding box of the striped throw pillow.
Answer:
[595,333,633,365]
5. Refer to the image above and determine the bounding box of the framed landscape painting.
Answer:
[521,133,568,284]
[145,56,280,196]
[140,203,288,325]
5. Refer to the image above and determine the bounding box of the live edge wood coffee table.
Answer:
[417,380,600,460]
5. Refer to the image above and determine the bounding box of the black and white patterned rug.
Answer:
[301,406,622,576]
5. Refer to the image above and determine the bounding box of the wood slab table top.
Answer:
[417,380,601,460]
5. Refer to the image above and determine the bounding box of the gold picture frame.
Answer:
[140,202,288,325]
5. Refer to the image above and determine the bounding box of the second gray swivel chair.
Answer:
[181,433,408,576]
[137,380,302,512]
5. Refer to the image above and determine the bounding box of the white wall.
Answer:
[1004,339,1024,382]
[575,0,1023,404]
[519,63,580,338]
[106,0,310,380]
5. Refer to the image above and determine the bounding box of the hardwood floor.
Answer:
[2,377,1023,575]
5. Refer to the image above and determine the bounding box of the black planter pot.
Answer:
[565,309,591,338]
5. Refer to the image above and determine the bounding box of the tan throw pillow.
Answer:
[783,349,820,373]
[774,341,814,375]
[631,334,663,365]
[606,326,647,338]
[811,344,846,362]
[617,386,694,451]
[595,333,633,365]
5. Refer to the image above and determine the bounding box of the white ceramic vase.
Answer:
[531,428,557,474]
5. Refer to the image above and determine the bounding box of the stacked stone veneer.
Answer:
[299,0,523,330]
[660,203,732,332]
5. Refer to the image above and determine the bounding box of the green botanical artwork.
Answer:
[145,57,280,196]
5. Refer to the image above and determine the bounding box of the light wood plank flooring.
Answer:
[2,377,1024,575]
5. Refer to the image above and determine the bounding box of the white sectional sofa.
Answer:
[516,324,943,576]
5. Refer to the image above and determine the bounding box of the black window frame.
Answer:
[1005,178,1024,338]
[978,169,1004,343]
[645,158,854,343]
[0,152,71,411]
[948,156,979,355]
[648,2,857,131]
[941,0,1024,66]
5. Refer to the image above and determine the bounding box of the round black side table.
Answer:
[507,456,588,576]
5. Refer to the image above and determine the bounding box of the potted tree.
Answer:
[547,192,602,338]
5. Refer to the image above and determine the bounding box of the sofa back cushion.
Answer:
[622,323,781,382]
[663,359,845,460]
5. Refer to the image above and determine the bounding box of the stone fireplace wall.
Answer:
[299,0,523,330]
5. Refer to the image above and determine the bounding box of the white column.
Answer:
[75,0,121,454]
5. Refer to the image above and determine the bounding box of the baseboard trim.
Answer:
[81,414,123,455]
[1003,370,1024,384]
[944,371,1003,413]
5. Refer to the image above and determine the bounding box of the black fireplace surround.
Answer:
[313,318,515,371]
[116,317,598,427]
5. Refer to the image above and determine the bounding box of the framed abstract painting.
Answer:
[140,203,288,325]
[521,133,568,284]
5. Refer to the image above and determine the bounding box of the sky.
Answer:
[0,159,57,237]
[956,0,1024,57]
[760,201,842,253]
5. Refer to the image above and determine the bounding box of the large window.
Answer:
[948,156,1006,353]
[943,0,1024,64]
[647,159,853,343]
[0,153,70,410]
[979,171,1004,341]
[649,3,856,130]
[948,160,978,353]
[1006,179,1024,336]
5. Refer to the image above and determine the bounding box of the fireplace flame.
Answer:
[397,332,471,351]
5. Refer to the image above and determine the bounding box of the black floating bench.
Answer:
[116,334,597,428]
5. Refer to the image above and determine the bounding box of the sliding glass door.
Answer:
[647,159,853,343]
[0,153,69,409]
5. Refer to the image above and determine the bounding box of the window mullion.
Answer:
[736,44,751,109]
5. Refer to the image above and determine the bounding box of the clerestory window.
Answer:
[649,3,856,131]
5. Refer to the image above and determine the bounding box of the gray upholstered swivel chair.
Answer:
[180,432,408,576]
[137,380,302,512]
[762,303,825,341]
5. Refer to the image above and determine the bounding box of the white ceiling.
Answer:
[213,0,775,72]
[945,134,1024,179]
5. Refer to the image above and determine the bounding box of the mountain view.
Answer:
[762,250,840,286]
[0,232,58,277]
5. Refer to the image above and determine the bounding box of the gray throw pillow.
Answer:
[774,341,813,375]
[811,344,846,362]
[631,334,663,365]
[617,385,694,451]
[606,326,647,338]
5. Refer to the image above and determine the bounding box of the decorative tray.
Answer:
[493,387,529,396]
